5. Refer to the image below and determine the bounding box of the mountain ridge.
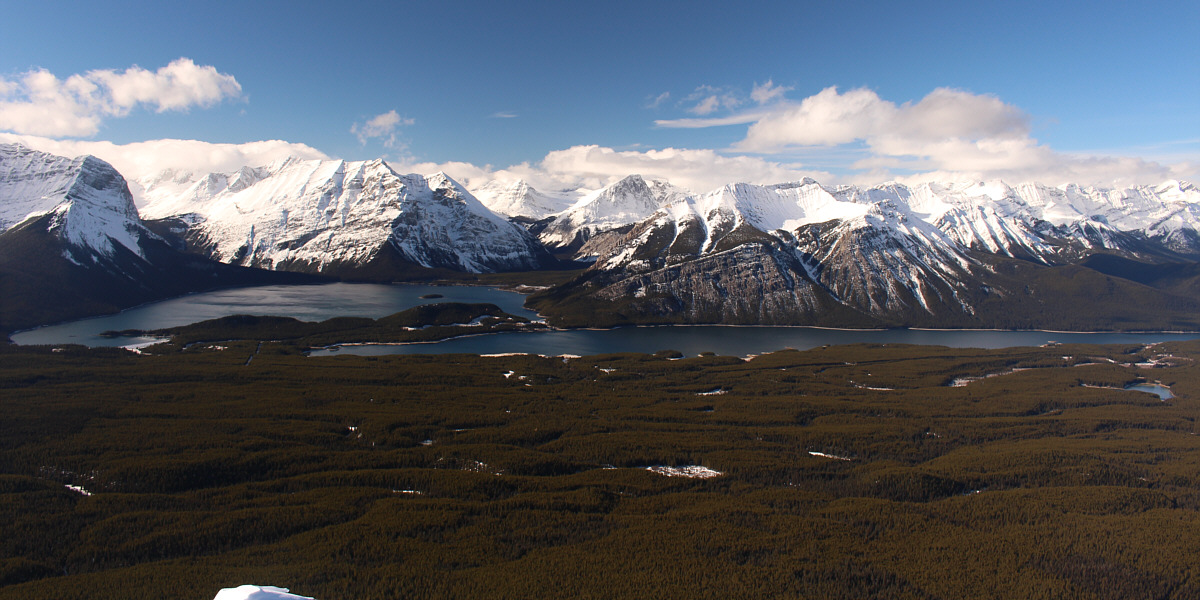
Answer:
[139,157,556,277]
[5,144,1200,334]
[0,144,319,333]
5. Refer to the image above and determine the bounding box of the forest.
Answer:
[1,335,1199,599]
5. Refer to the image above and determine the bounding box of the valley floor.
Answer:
[1,340,1199,599]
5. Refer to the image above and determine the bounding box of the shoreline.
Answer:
[14,281,1200,354]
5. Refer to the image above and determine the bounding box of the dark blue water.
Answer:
[1124,383,1174,400]
[13,283,1200,355]
[11,283,537,347]
[309,325,1200,357]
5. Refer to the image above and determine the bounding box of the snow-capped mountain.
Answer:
[139,158,554,275]
[0,145,313,333]
[472,179,576,221]
[5,141,1199,333]
[0,143,147,260]
[534,174,691,253]
[834,180,1200,261]
[533,177,1200,329]
[562,179,977,325]
[566,178,1200,265]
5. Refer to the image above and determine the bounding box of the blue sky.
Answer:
[1,0,1197,190]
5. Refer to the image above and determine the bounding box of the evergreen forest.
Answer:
[2,337,1199,599]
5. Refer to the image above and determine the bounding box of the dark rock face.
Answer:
[534,200,1200,331]
[588,243,858,325]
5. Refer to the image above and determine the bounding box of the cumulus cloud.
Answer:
[0,58,242,137]
[393,144,830,194]
[733,87,1029,151]
[656,85,1195,187]
[0,133,330,202]
[351,110,413,147]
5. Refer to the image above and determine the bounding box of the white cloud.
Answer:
[684,85,741,117]
[0,133,330,201]
[351,110,413,147]
[0,58,242,137]
[647,91,671,109]
[658,85,1194,187]
[689,95,721,116]
[394,144,830,194]
[490,111,518,119]
[655,111,770,129]
[736,86,1029,152]
[735,86,903,149]
[750,79,792,105]
[538,145,830,192]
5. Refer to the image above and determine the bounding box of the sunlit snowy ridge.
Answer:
[136,155,552,274]
[0,144,146,259]
[6,140,1194,279]
[476,174,1200,266]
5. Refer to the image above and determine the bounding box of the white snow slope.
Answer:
[0,143,146,258]
[212,585,314,600]
[140,158,547,273]
[472,179,578,220]
[538,174,690,249]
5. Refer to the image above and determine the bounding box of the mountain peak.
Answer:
[1,146,146,258]
[136,158,550,274]
[472,179,575,220]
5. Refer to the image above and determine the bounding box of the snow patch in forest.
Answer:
[213,585,314,600]
[644,465,723,478]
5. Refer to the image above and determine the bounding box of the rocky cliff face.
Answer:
[584,243,859,325]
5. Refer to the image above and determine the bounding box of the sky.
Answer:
[0,0,1197,194]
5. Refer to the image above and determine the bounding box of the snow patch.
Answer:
[64,484,92,496]
[644,465,723,478]
[808,451,853,461]
[213,586,314,600]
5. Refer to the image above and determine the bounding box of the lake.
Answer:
[12,283,1200,356]
[309,326,1200,357]
[10,283,537,347]
[1124,383,1175,400]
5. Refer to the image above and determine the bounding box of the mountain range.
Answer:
[3,142,1200,335]
[0,145,316,333]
